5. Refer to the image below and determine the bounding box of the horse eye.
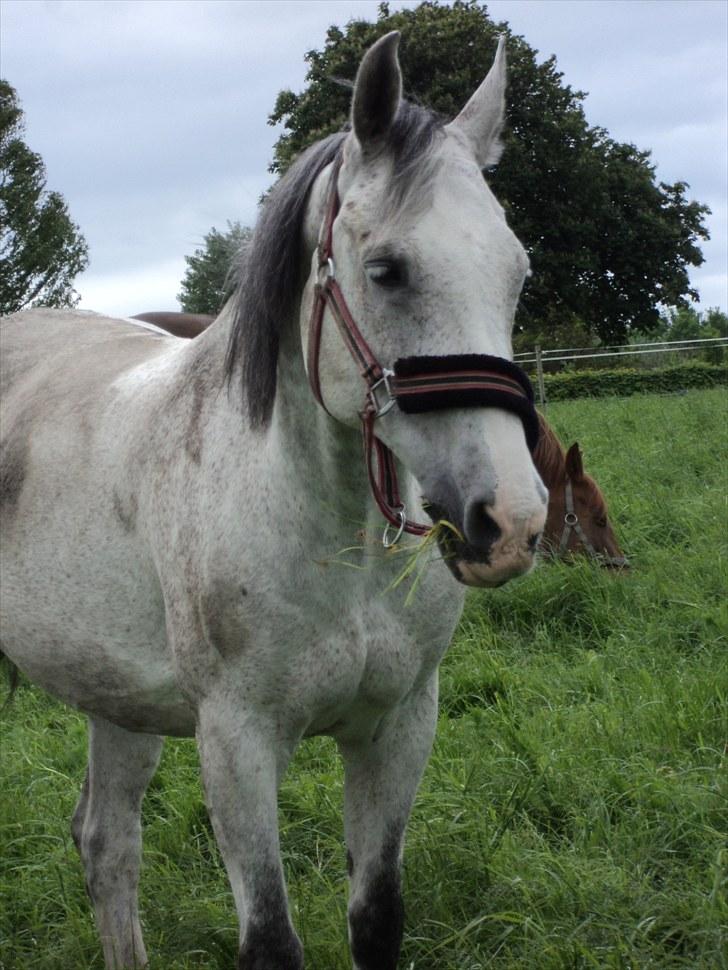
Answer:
[595,516,607,529]
[365,259,407,289]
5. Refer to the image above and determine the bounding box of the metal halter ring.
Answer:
[318,257,335,285]
[564,511,578,526]
[382,507,407,548]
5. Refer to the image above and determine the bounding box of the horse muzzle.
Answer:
[426,496,545,588]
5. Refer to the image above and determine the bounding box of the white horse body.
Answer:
[2,308,458,737]
[2,313,186,727]
[1,34,546,970]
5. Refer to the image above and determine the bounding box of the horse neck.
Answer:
[533,417,568,490]
[268,322,376,534]
[174,305,403,552]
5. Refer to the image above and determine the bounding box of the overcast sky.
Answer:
[2,0,726,320]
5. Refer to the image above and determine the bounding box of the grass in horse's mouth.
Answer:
[387,519,463,604]
[319,519,463,606]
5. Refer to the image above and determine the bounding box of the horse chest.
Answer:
[272,574,461,736]
[287,613,441,740]
[184,554,461,739]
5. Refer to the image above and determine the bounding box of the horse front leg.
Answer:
[339,676,439,970]
[195,697,303,970]
[73,716,164,969]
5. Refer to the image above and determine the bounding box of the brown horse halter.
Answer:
[558,478,629,568]
[307,155,540,546]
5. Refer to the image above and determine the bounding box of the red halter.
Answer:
[307,155,539,545]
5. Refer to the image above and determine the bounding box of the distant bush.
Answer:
[542,361,727,400]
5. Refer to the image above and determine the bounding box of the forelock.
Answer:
[383,100,445,208]
[225,100,446,427]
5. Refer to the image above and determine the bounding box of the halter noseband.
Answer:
[307,155,540,545]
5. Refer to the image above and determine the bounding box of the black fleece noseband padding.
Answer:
[392,354,540,453]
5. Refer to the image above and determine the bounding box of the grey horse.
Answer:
[0,33,546,970]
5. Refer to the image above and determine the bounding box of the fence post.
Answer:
[535,343,546,409]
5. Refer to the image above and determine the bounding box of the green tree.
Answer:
[703,307,728,338]
[0,80,89,315]
[269,0,709,345]
[178,220,251,314]
[661,306,706,341]
[631,306,727,363]
[659,305,728,340]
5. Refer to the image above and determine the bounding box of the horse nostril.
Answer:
[464,501,502,555]
[527,532,541,552]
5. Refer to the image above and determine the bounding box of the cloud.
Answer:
[3,0,726,318]
[76,257,188,317]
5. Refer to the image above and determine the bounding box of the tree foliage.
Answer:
[178,220,251,314]
[0,80,89,315]
[268,0,710,344]
[656,305,728,341]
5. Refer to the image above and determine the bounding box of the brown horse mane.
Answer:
[533,413,567,488]
[534,413,610,520]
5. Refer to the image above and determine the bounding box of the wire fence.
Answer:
[514,336,728,408]
[514,335,728,366]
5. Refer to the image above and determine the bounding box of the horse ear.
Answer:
[446,36,506,168]
[565,442,585,482]
[351,31,402,151]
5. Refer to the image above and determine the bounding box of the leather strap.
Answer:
[362,407,430,537]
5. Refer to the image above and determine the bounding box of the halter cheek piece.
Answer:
[558,479,629,568]
[307,155,540,546]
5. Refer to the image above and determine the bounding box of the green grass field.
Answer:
[1,387,726,970]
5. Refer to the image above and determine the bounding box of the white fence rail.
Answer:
[514,336,727,407]
[514,336,728,366]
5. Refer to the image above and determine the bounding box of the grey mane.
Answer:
[225,100,444,427]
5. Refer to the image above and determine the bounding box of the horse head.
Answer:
[541,438,628,567]
[296,33,547,587]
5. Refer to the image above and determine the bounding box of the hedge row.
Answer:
[540,362,728,401]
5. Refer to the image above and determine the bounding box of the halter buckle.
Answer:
[368,369,396,418]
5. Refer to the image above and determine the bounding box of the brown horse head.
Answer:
[534,415,627,568]
[132,312,213,339]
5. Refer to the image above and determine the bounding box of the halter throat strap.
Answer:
[307,154,540,541]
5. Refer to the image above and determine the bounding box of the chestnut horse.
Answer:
[532,414,627,566]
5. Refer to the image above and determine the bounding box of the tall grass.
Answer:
[1,387,726,969]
